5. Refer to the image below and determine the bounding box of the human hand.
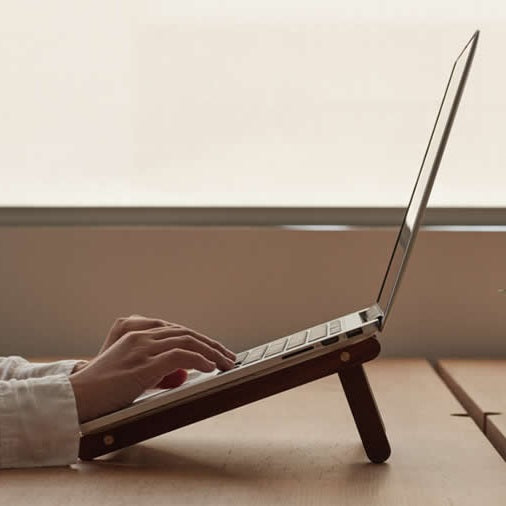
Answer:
[97,315,235,388]
[69,317,236,422]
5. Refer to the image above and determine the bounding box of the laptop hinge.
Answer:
[359,303,384,330]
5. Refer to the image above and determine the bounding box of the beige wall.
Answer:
[0,227,504,359]
[1,5,505,207]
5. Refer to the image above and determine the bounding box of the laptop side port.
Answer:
[346,328,364,339]
[359,310,369,323]
[321,336,339,346]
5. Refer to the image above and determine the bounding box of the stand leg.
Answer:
[338,364,391,464]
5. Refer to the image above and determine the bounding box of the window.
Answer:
[0,2,503,208]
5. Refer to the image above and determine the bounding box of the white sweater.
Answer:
[0,356,82,468]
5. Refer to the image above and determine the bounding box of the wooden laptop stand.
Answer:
[79,337,391,464]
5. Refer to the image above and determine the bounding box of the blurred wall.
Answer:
[0,227,504,359]
[0,3,504,207]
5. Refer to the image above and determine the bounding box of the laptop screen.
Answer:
[376,31,479,328]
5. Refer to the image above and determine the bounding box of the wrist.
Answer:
[69,368,98,423]
[71,360,89,374]
[69,372,87,423]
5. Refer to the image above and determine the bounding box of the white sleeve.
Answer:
[0,375,81,468]
[0,356,85,380]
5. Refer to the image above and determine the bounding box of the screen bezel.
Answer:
[376,31,480,329]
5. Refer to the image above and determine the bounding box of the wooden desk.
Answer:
[437,359,506,460]
[4,359,505,505]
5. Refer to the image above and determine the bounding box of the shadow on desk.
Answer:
[4,440,392,506]
[93,440,391,483]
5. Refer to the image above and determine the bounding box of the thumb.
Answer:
[156,368,188,389]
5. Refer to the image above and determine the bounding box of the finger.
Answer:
[154,349,216,376]
[101,316,172,354]
[109,316,169,340]
[129,315,184,328]
[151,334,235,371]
[112,317,168,341]
[123,316,171,332]
[156,369,188,389]
[130,317,191,332]
[145,326,236,361]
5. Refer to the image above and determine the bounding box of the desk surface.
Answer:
[438,359,506,461]
[4,359,506,505]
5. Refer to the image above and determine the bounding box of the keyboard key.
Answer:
[242,346,267,365]
[264,338,288,358]
[235,352,248,364]
[308,324,328,342]
[329,319,342,334]
[217,364,240,375]
[286,331,308,350]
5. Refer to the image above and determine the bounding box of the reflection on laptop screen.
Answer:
[377,31,479,327]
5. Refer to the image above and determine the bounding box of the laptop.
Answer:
[81,30,479,436]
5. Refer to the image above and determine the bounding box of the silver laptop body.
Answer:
[81,31,479,435]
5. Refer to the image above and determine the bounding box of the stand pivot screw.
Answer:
[340,351,351,362]
[103,434,115,446]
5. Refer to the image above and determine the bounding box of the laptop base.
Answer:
[79,337,391,464]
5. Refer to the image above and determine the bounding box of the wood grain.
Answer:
[488,416,506,461]
[437,359,506,459]
[3,359,505,505]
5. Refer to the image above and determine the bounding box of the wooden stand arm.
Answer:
[339,363,391,463]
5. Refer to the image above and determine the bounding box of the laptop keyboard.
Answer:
[307,323,328,342]
[131,319,346,403]
[264,339,287,358]
[286,331,307,350]
[233,319,342,368]
[241,346,267,365]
